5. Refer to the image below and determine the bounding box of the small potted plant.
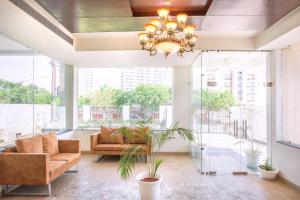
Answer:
[258,159,279,180]
[117,120,194,200]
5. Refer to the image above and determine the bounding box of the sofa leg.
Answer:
[95,155,104,162]
[47,183,52,196]
[3,183,51,196]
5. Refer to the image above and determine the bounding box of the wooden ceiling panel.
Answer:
[207,0,300,16]
[34,0,300,33]
[36,0,133,18]
[58,17,203,33]
[130,0,213,16]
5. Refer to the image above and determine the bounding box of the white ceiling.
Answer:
[0,1,299,67]
[0,34,30,51]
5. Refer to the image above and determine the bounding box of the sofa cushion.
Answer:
[16,135,43,153]
[42,132,59,157]
[126,127,149,144]
[93,144,148,152]
[50,153,81,164]
[48,160,68,178]
[98,126,124,144]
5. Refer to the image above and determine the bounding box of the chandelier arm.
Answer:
[150,49,157,56]
[184,46,193,52]
[155,30,164,36]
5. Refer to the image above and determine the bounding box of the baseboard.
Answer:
[80,150,189,155]
[278,175,300,191]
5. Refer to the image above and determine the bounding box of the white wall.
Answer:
[271,48,300,187]
[74,130,97,151]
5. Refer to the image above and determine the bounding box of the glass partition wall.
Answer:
[0,34,67,147]
[191,51,270,175]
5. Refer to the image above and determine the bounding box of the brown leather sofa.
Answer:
[0,133,80,196]
[90,126,151,158]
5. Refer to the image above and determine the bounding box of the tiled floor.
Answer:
[1,154,300,200]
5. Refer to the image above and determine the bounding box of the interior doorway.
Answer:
[190,51,270,175]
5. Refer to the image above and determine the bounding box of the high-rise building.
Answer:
[78,69,93,96]
[121,68,171,90]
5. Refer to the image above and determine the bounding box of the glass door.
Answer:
[191,51,269,175]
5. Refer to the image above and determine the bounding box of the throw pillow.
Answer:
[42,132,59,156]
[126,127,149,144]
[16,135,43,153]
[98,126,124,144]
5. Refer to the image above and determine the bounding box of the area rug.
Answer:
[46,181,260,200]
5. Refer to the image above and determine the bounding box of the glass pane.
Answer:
[0,34,68,147]
[33,55,66,133]
[0,36,34,145]
[77,67,173,129]
[191,51,269,175]
[191,55,203,171]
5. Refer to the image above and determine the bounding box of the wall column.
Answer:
[161,65,192,152]
[65,65,74,130]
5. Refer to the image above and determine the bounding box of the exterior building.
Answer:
[121,68,171,90]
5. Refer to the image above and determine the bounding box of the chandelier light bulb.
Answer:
[166,21,178,33]
[150,19,161,28]
[177,13,188,24]
[189,35,197,46]
[145,24,157,36]
[138,33,148,45]
[184,25,195,38]
[158,8,169,20]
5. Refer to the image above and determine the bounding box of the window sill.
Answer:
[276,140,300,150]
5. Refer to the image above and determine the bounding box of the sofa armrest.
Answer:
[90,132,100,151]
[0,153,49,185]
[58,139,80,153]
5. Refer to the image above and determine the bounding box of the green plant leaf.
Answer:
[118,145,143,180]
[154,158,164,176]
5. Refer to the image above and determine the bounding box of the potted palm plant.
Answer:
[258,159,279,180]
[117,120,194,200]
[244,109,262,168]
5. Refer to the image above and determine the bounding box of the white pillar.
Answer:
[122,105,129,121]
[73,66,79,129]
[65,65,74,130]
[160,65,191,152]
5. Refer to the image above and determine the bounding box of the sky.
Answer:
[0,55,61,92]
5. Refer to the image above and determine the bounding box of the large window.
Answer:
[0,35,67,146]
[77,67,173,130]
[33,55,66,132]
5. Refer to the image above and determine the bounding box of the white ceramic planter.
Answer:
[136,172,163,200]
[258,167,279,180]
[244,150,262,168]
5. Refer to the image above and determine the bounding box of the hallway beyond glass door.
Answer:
[190,51,269,175]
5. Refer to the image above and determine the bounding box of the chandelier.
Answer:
[138,1,197,58]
